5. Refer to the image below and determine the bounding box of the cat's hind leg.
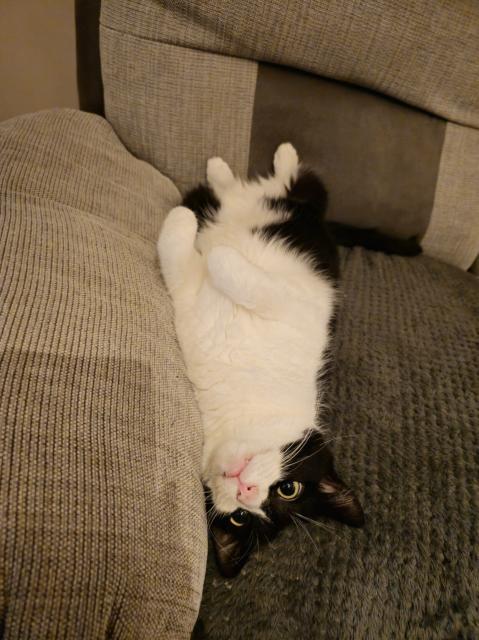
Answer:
[273,142,299,190]
[157,206,203,295]
[257,142,300,199]
[207,157,237,198]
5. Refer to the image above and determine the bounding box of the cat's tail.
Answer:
[326,221,422,257]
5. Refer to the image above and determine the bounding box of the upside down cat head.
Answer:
[205,430,364,577]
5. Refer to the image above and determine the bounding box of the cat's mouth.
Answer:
[209,475,265,514]
[204,475,264,516]
[203,446,283,515]
[205,451,287,521]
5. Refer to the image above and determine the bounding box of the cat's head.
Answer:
[205,430,364,577]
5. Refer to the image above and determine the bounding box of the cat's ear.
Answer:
[211,525,253,578]
[317,471,365,528]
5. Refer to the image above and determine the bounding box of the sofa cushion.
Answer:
[194,248,479,639]
[100,0,479,270]
[0,109,206,638]
[102,0,479,128]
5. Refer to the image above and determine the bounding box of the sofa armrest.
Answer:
[0,109,206,638]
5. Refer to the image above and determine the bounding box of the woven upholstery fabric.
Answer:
[249,65,446,241]
[101,30,258,194]
[99,0,479,270]
[422,123,479,270]
[194,249,479,640]
[102,0,479,128]
[0,109,207,638]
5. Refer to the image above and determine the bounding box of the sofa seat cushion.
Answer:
[0,109,206,639]
[195,249,479,640]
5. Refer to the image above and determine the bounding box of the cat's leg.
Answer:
[207,245,287,317]
[257,142,300,198]
[157,206,203,295]
[207,157,237,198]
[273,142,299,189]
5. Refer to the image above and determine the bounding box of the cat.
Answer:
[158,143,418,577]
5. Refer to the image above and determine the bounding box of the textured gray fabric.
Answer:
[249,64,446,240]
[422,122,479,270]
[195,249,479,640]
[101,28,257,193]
[0,109,207,638]
[102,0,479,128]
[99,0,479,269]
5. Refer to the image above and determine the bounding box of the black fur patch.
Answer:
[182,184,220,230]
[260,169,340,280]
[326,222,422,256]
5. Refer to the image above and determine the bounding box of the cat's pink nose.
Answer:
[237,481,258,503]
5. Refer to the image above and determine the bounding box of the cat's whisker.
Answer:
[291,514,302,538]
[208,525,222,547]
[282,445,313,469]
[282,433,355,472]
[264,531,277,551]
[323,433,360,444]
[282,438,306,460]
[282,445,324,470]
[208,503,219,516]
[206,503,219,521]
[294,512,333,533]
[282,432,313,464]
[235,533,255,566]
[206,504,222,532]
[293,515,321,555]
[284,430,313,454]
[283,434,357,471]
[206,513,217,532]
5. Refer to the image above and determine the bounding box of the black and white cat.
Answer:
[158,144,393,577]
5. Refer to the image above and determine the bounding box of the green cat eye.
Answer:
[277,480,303,501]
[230,509,250,527]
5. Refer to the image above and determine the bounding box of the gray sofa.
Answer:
[1,1,478,638]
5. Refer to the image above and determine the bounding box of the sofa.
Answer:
[1,1,478,638]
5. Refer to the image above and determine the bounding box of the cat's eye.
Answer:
[277,480,303,501]
[229,509,250,527]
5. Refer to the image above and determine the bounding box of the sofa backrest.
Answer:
[95,0,479,270]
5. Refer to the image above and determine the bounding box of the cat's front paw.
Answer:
[274,142,299,188]
[207,157,235,190]
[161,206,197,235]
[157,206,198,256]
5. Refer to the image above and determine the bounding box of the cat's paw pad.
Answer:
[207,157,235,188]
[274,142,299,186]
